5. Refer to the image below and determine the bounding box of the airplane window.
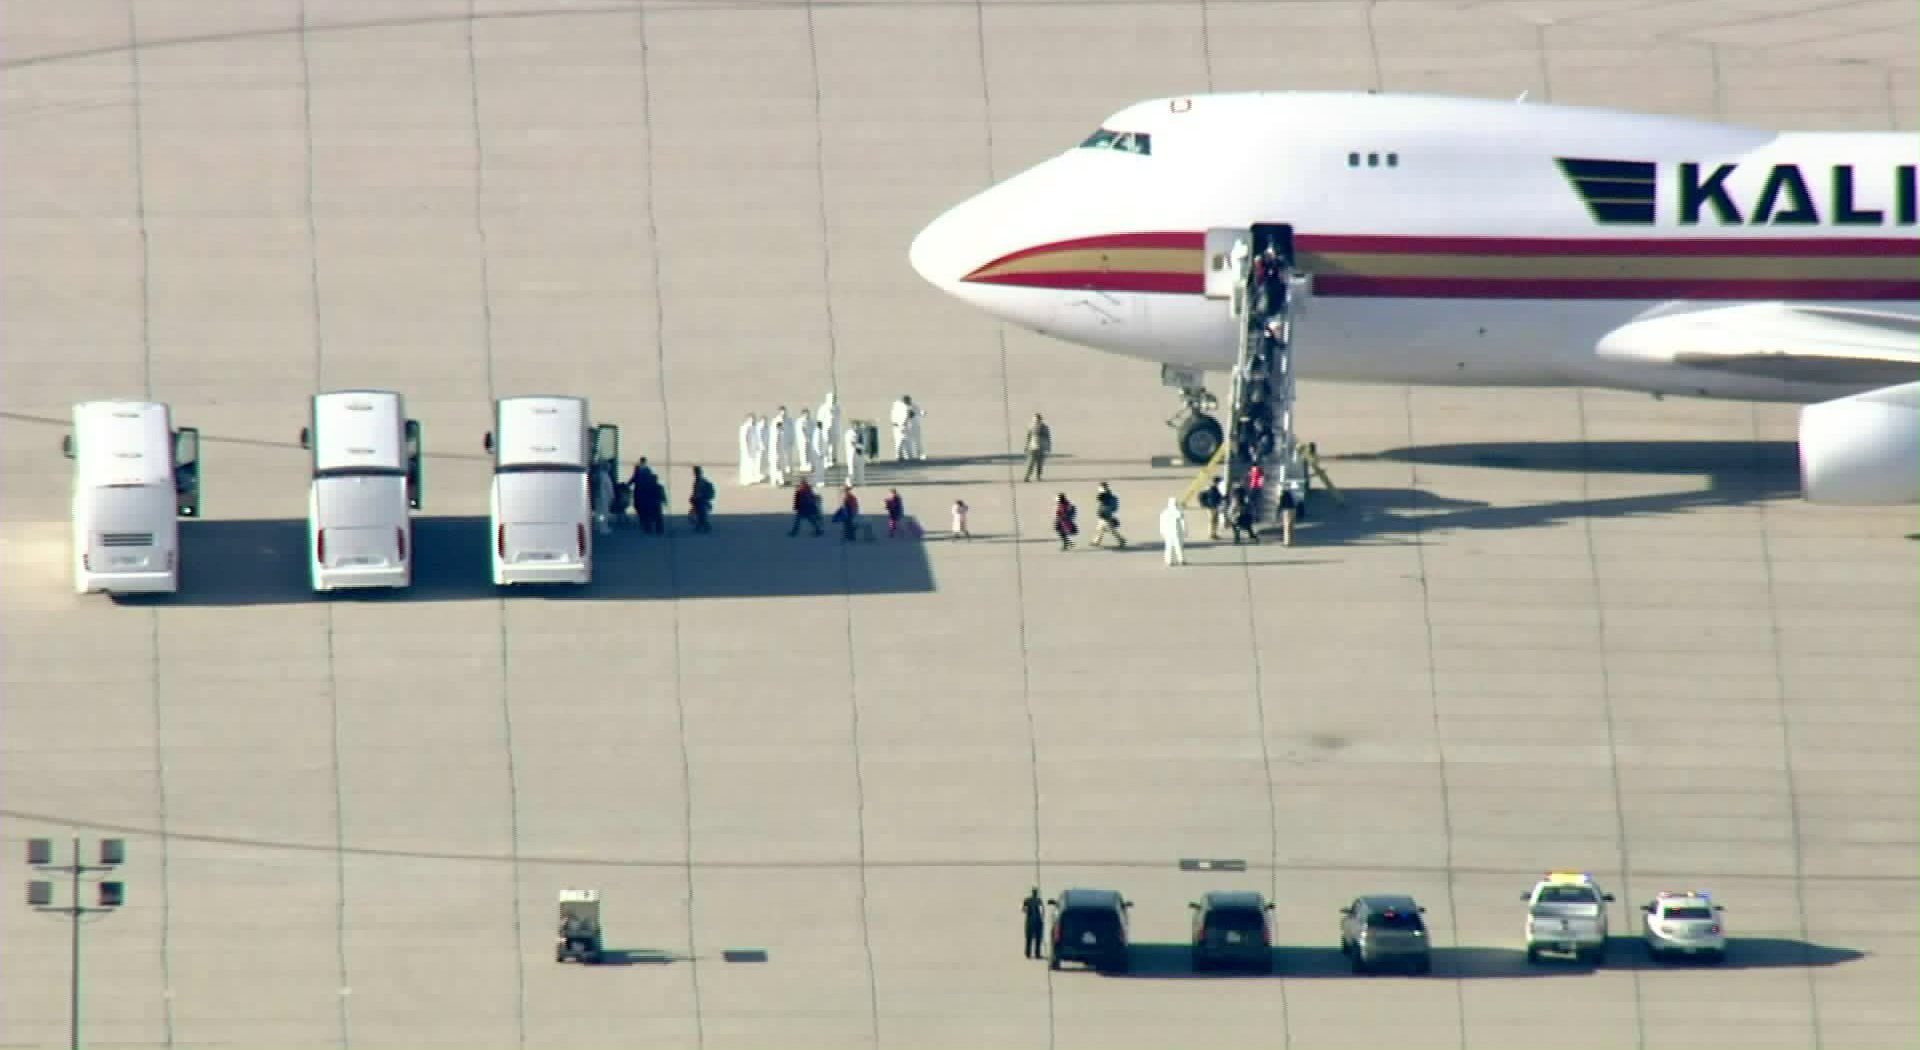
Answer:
[1079,128,1119,149]
[1347,152,1360,167]
[1388,152,1399,167]
[1367,152,1379,167]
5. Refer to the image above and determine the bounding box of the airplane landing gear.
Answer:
[1163,366,1222,466]
[1174,409,1222,465]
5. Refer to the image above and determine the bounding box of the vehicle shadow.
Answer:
[1095,937,1861,979]
[1100,944,1560,980]
[592,947,681,966]
[1299,440,1799,544]
[1607,935,1864,970]
[136,514,934,607]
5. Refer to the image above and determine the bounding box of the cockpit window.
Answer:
[1078,127,1152,156]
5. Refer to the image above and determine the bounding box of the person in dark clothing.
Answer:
[1023,414,1052,483]
[688,466,714,533]
[1023,888,1046,959]
[1091,482,1126,548]
[610,472,632,525]
[1230,484,1260,545]
[789,478,824,537]
[1053,493,1078,550]
[883,488,905,538]
[833,486,861,542]
[630,458,664,535]
[1197,477,1224,539]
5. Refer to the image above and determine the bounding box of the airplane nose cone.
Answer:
[909,206,969,292]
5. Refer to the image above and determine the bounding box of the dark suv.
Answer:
[1048,888,1132,973]
[1190,890,1275,972]
[1339,895,1432,974]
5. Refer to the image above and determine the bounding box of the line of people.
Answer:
[788,480,930,541]
[594,458,716,534]
[1049,484,1191,566]
[1225,238,1296,531]
[604,456,1227,567]
[1196,471,1264,545]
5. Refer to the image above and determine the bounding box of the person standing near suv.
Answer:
[1022,888,1045,959]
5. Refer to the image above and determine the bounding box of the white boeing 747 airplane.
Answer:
[908,92,1919,505]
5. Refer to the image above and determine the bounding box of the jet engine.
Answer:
[1798,381,1920,505]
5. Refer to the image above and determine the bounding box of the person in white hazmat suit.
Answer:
[794,408,815,473]
[906,402,926,460]
[737,413,758,486]
[890,395,916,461]
[808,420,827,488]
[1159,497,1187,566]
[769,407,791,486]
[754,414,772,485]
[844,422,867,485]
[818,390,841,468]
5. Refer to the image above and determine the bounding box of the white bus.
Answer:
[485,396,618,586]
[299,390,422,592]
[64,401,200,595]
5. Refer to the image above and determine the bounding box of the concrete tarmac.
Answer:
[2,1,1915,1048]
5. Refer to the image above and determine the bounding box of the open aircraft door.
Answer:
[1204,227,1252,300]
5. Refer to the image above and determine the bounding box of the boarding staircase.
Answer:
[1208,224,1339,544]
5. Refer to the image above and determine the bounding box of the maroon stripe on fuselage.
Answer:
[966,270,1205,294]
[969,232,1203,274]
[1312,275,1920,300]
[966,269,1920,300]
[1296,234,1920,258]
[958,232,1920,299]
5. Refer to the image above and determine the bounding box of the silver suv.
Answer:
[1339,895,1431,974]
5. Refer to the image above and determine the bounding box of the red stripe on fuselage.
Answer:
[966,270,1205,294]
[967,269,1920,300]
[959,232,1920,299]
[1311,275,1920,300]
[968,232,1203,275]
[1296,234,1920,258]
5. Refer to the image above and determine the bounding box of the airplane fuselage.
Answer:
[909,93,1920,403]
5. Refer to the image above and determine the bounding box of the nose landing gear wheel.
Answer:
[1177,414,1222,465]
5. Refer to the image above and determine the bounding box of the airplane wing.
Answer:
[1595,302,1920,387]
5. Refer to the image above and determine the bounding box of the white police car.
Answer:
[1641,891,1726,963]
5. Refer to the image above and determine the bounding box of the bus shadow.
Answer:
[146,514,934,606]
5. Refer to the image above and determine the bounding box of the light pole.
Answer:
[27,835,125,1050]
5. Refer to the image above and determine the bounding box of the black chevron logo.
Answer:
[1557,157,1657,226]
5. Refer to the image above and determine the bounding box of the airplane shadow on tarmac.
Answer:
[1304,440,1800,546]
[132,514,935,607]
[1091,935,1861,980]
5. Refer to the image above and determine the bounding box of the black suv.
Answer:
[1339,895,1432,974]
[1190,890,1275,972]
[1048,888,1132,973]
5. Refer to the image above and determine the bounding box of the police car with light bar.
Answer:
[1641,891,1726,963]
[1523,871,1614,965]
